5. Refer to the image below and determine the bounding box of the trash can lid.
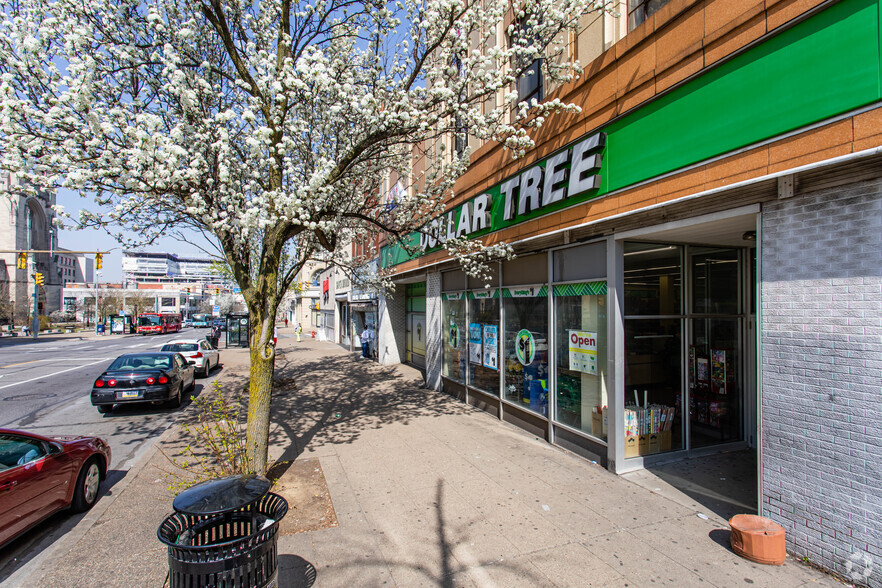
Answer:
[173,474,271,516]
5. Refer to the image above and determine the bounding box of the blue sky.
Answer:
[57,189,215,282]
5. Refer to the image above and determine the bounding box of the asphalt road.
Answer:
[0,327,221,585]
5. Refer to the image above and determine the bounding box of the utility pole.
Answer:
[31,278,39,339]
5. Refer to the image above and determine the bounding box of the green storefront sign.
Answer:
[382,0,882,268]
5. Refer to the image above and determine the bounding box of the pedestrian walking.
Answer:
[296,323,302,342]
[273,325,278,348]
[284,317,288,328]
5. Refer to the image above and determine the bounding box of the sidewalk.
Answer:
[21,332,844,587]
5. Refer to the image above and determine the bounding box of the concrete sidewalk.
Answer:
[21,331,844,587]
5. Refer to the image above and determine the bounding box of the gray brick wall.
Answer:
[426,271,442,391]
[378,285,406,366]
[761,178,882,587]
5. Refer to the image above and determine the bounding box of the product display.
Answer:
[624,390,676,457]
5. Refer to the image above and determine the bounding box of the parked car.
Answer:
[181,320,192,328]
[91,352,196,413]
[0,428,111,549]
[160,339,220,378]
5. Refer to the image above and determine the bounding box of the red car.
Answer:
[0,429,111,549]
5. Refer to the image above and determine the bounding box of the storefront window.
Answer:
[553,282,608,440]
[624,243,681,316]
[442,293,467,383]
[691,247,739,314]
[623,318,684,456]
[503,287,549,416]
[468,291,500,394]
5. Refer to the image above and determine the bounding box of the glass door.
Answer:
[688,247,744,449]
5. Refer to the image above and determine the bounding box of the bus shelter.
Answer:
[226,314,250,348]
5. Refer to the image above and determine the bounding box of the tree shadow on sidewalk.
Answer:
[246,353,473,472]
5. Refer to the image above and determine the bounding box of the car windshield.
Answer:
[162,344,198,352]
[138,315,161,326]
[108,355,172,371]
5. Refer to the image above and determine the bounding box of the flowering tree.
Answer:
[0,0,607,472]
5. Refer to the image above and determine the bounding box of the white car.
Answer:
[160,339,220,377]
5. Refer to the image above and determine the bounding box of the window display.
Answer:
[468,291,500,394]
[441,294,467,383]
[503,287,548,416]
[623,318,683,456]
[553,282,608,440]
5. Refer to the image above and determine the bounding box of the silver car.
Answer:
[160,339,220,377]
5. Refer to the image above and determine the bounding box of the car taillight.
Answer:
[193,352,202,358]
[158,376,168,384]
[94,379,104,388]
[108,379,117,387]
[146,377,156,385]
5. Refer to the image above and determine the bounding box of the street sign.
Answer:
[212,305,220,315]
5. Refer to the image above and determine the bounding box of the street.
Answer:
[0,327,222,584]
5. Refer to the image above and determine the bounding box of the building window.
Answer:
[511,16,543,105]
[503,289,548,416]
[628,0,670,30]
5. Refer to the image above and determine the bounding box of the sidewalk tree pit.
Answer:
[1,0,609,472]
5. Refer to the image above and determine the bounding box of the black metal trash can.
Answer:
[157,475,288,588]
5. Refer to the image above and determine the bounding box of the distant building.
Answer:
[54,249,93,286]
[0,171,62,321]
[122,251,224,287]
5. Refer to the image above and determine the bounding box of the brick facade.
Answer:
[761,178,882,586]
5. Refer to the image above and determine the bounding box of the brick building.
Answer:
[378,0,882,584]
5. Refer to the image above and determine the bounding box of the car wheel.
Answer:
[71,458,102,512]
[97,404,113,414]
[167,384,182,409]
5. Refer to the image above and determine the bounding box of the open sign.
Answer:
[568,330,598,375]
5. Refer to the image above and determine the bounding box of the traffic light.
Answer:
[34,272,44,285]
[17,252,27,269]
[186,287,191,294]
[95,253,103,269]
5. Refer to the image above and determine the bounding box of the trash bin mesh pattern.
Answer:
[158,492,288,588]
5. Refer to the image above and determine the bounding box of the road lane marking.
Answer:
[0,358,112,391]
[1,360,43,368]
[2,358,112,366]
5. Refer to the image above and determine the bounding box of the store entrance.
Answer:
[687,247,746,449]
[405,282,426,368]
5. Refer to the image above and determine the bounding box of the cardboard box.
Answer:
[648,433,661,454]
[624,435,639,458]
[638,434,649,455]
[591,412,603,437]
[660,430,672,451]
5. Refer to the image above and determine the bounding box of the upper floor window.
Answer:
[628,0,671,30]
[511,17,543,105]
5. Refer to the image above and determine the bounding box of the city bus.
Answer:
[137,312,182,335]
[191,313,211,328]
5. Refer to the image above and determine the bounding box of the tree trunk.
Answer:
[245,309,277,473]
